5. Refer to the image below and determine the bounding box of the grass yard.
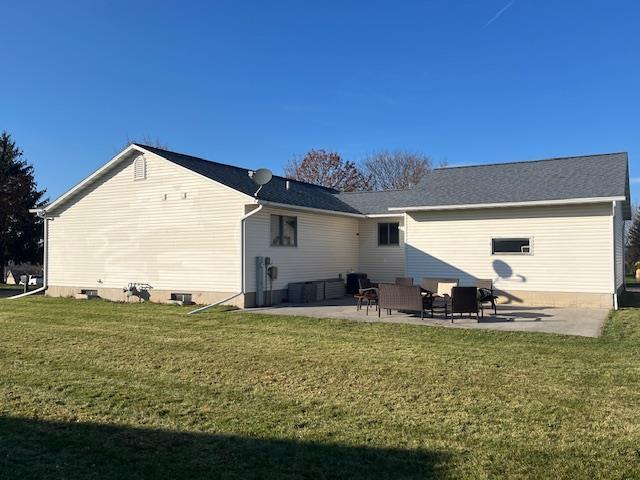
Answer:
[0,297,639,479]
[626,275,640,288]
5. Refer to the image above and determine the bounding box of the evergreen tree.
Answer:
[0,132,47,278]
[627,205,640,272]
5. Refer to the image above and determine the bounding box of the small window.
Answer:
[134,156,146,181]
[271,215,297,247]
[492,238,531,255]
[378,222,400,246]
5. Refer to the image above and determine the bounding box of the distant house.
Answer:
[34,144,631,309]
[5,270,26,285]
[4,264,42,285]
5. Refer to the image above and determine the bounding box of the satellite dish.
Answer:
[248,168,273,197]
[251,168,273,186]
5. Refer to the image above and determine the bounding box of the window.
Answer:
[492,238,531,255]
[271,215,297,247]
[378,222,400,246]
[134,155,146,181]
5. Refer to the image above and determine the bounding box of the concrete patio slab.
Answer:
[244,297,609,337]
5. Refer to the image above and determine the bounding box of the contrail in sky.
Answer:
[483,0,516,28]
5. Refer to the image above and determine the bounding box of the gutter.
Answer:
[187,203,263,314]
[388,196,627,212]
[612,201,619,310]
[257,200,365,218]
[7,211,49,300]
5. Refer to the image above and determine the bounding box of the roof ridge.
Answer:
[135,143,339,193]
[433,152,628,171]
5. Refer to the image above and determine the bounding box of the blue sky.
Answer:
[2,0,639,201]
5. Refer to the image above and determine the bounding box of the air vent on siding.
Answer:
[134,155,147,181]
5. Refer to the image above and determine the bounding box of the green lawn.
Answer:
[626,275,640,288]
[0,297,639,479]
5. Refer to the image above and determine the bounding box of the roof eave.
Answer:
[42,144,145,213]
[257,200,366,218]
[388,196,627,212]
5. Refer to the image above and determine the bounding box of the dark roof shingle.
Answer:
[138,145,361,214]
[399,153,630,218]
[334,189,414,215]
[140,146,631,219]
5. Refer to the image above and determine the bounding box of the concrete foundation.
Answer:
[243,289,288,308]
[495,289,613,309]
[46,285,615,310]
[46,286,246,308]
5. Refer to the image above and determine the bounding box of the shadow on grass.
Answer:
[0,289,26,299]
[0,416,450,479]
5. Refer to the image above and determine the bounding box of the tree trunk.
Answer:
[0,247,5,285]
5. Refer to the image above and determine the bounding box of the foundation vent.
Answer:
[169,293,194,305]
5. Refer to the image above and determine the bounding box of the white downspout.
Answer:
[8,212,49,300]
[187,203,263,315]
[612,201,619,310]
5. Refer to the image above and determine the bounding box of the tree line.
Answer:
[0,132,46,278]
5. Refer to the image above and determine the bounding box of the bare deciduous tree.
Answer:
[625,202,638,273]
[118,136,169,153]
[362,150,439,191]
[284,149,371,192]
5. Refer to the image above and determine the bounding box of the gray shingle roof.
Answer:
[138,145,361,214]
[334,189,414,215]
[400,153,631,218]
[141,145,631,219]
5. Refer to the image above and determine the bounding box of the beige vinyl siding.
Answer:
[244,206,359,292]
[614,202,625,291]
[405,203,614,294]
[358,217,405,282]
[47,152,249,293]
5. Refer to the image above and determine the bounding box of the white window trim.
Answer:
[490,236,533,256]
[270,214,298,248]
[378,222,400,247]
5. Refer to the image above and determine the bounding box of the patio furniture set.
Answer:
[354,276,499,322]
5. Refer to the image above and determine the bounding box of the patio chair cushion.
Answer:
[475,279,493,290]
[420,278,438,294]
[437,281,458,297]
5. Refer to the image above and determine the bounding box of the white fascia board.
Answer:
[257,200,365,218]
[44,144,142,213]
[388,196,627,212]
[365,213,404,218]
